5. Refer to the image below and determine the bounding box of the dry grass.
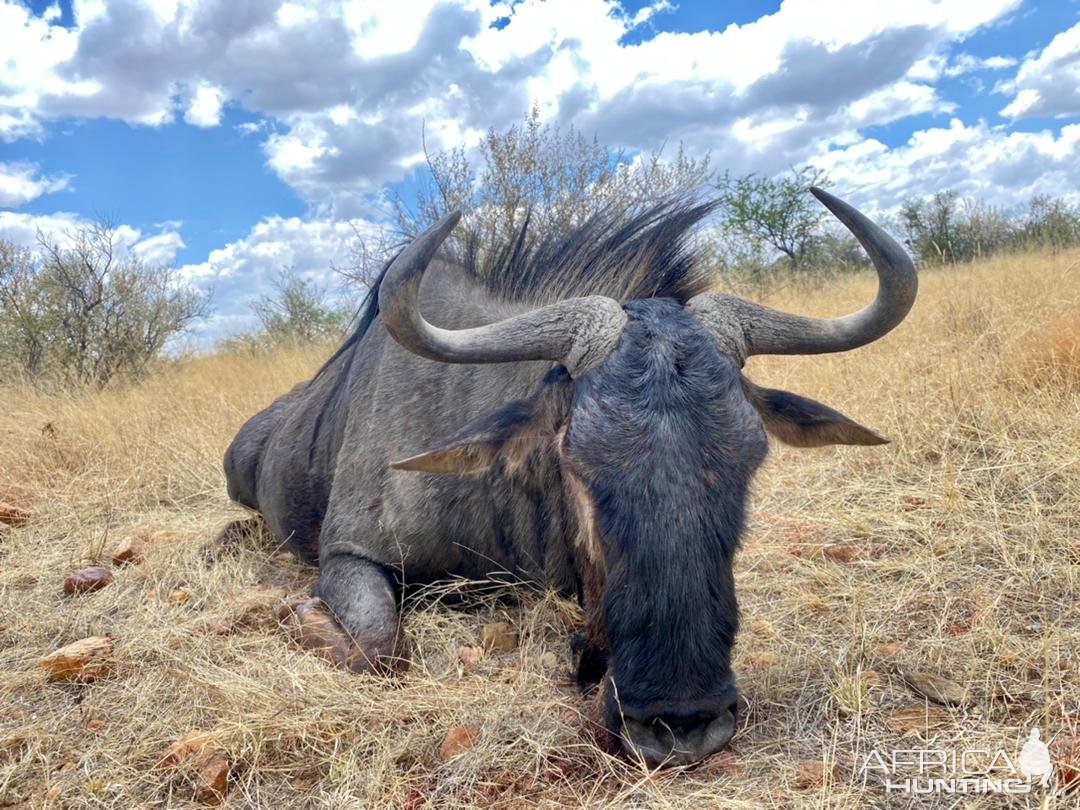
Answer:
[1,249,1078,808]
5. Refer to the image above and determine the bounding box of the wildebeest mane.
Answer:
[453,196,719,305]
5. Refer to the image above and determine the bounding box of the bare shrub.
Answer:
[0,222,207,388]
[394,105,712,250]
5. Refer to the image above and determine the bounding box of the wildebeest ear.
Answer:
[742,377,888,448]
[391,368,572,474]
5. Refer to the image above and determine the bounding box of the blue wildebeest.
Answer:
[222,188,916,765]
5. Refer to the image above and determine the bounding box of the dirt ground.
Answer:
[1,248,1078,808]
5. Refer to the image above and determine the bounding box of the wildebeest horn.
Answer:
[688,187,917,360]
[378,211,627,378]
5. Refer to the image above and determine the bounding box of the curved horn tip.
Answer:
[809,186,846,212]
[435,209,463,233]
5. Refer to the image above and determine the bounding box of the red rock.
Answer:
[481,622,518,653]
[901,670,968,706]
[794,759,838,789]
[1054,736,1080,791]
[438,725,479,761]
[154,730,216,770]
[457,645,483,667]
[39,637,113,682]
[63,566,114,595]
[902,495,927,509]
[194,754,230,805]
[111,533,146,565]
[0,501,30,527]
[169,589,191,604]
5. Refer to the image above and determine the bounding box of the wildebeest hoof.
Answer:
[276,597,407,674]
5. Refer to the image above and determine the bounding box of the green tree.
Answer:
[250,269,350,344]
[714,165,831,272]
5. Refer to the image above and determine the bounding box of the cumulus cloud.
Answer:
[184,82,227,127]
[811,118,1080,212]
[177,215,382,340]
[0,0,1025,211]
[998,22,1080,119]
[0,161,71,207]
[0,210,185,265]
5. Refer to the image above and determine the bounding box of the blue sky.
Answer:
[1,0,1078,341]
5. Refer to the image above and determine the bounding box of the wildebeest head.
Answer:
[379,189,916,766]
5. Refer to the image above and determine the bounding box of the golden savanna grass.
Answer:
[1,249,1078,808]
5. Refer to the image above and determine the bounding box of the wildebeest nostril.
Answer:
[618,699,738,766]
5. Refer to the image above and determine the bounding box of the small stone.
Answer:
[169,589,191,605]
[901,670,968,706]
[885,704,950,734]
[39,636,113,682]
[902,495,927,509]
[154,730,216,770]
[877,642,903,657]
[481,622,519,653]
[63,566,114,596]
[822,542,887,562]
[111,533,146,565]
[0,501,30,527]
[194,754,230,805]
[87,719,106,732]
[457,645,483,667]
[438,725,479,761]
[794,759,838,789]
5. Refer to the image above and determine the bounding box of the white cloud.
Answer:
[0,0,1025,211]
[0,210,185,265]
[0,161,71,207]
[177,214,383,339]
[133,229,187,265]
[184,82,226,127]
[998,22,1080,119]
[0,1,92,141]
[944,52,1017,77]
[810,118,1080,212]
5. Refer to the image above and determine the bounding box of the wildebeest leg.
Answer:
[279,553,405,673]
